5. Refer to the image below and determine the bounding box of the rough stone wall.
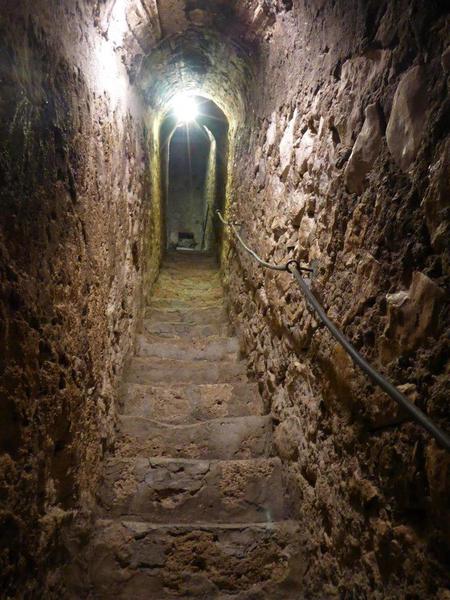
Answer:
[0,1,155,596]
[224,1,450,597]
[203,129,217,252]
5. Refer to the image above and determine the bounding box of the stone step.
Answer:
[136,334,240,361]
[163,254,218,264]
[149,297,224,310]
[122,382,263,425]
[75,519,301,600]
[143,319,231,338]
[156,268,221,280]
[154,273,222,288]
[163,251,218,263]
[162,261,218,269]
[121,382,263,423]
[151,291,222,303]
[98,457,285,523]
[154,279,222,293]
[116,415,273,459]
[144,305,227,323]
[125,357,246,385]
[154,271,222,284]
[162,263,219,275]
[159,271,220,284]
[152,281,222,294]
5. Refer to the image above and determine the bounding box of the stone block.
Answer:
[344,103,383,194]
[98,456,285,522]
[364,383,418,429]
[381,271,444,362]
[121,382,262,423]
[117,415,274,459]
[136,333,239,361]
[265,112,278,152]
[386,66,428,171]
[273,418,302,460]
[84,520,301,599]
[279,109,297,178]
[441,46,450,73]
[425,443,450,512]
[295,129,315,175]
[125,356,246,385]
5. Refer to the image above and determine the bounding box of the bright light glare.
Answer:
[172,95,199,123]
[94,38,127,105]
[108,0,128,47]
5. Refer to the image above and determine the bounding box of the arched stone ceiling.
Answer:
[93,0,278,121]
[136,29,253,122]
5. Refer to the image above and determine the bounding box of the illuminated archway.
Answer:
[159,95,229,254]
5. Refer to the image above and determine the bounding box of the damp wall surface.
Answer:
[223,1,450,597]
[0,1,157,596]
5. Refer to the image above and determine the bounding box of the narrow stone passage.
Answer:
[2,3,449,597]
[79,252,300,599]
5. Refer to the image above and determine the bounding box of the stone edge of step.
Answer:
[94,517,300,534]
[118,381,264,421]
[142,319,232,333]
[144,307,228,319]
[119,381,261,402]
[120,381,260,392]
[134,341,240,362]
[136,331,240,354]
[127,356,244,366]
[135,333,240,348]
[118,414,273,430]
[102,455,282,468]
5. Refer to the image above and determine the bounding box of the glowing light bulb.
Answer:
[172,95,199,123]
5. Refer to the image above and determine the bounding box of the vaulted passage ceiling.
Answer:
[93,0,279,118]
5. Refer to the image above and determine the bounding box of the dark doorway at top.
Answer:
[160,96,229,255]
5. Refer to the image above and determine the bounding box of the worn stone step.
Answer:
[154,279,222,292]
[156,268,221,280]
[98,457,285,523]
[159,271,220,284]
[163,254,218,265]
[121,382,263,423]
[162,263,219,275]
[153,272,222,287]
[151,291,222,303]
[145,305,227,322]
[163,251,217,262]
[152,282,222,296]
[125,357,246,385]
[143,319,231,338]
[163,253,216,260]
[160,253,219,269]
[148,298,224,311]
[154,274,222,288]
[136,334,239,361]
[73,519,301,600]
[117,415,273,459]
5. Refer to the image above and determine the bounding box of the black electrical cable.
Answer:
[218,210,450,452]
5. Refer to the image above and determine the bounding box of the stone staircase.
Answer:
[72,252,301,599]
